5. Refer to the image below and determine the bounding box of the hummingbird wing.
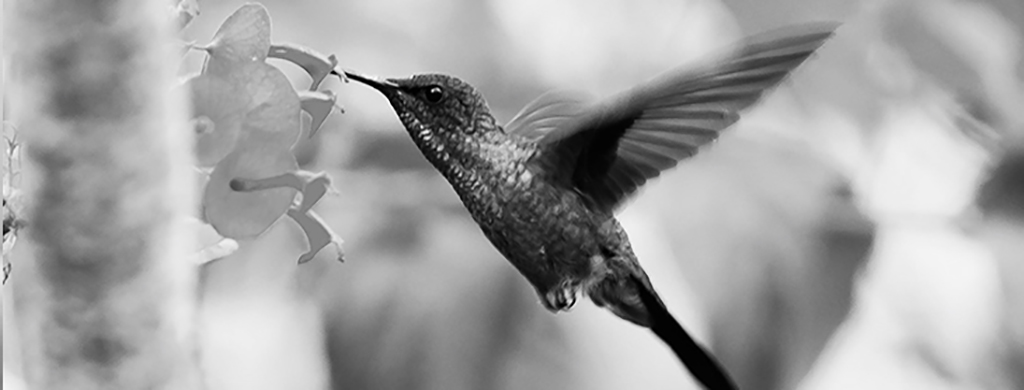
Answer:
[504,90,592,140]
[519,23,837,213]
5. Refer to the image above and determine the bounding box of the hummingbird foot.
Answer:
[540,282,579,312]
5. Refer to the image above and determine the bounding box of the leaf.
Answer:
[268,43,339,90]
[198,60,307,239]
[188,4,346,256]
[202,3,272,75]
[298,90,338,138]
[203,143,299,239]
[182,217,238,265]
[287,209,344,264]
[232,62,302,147]
[184,73,250,166]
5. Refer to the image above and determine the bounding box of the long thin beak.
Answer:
[342,70,399,91]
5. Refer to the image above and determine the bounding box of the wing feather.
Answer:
[517,23,838,212]
[504,90,591,140]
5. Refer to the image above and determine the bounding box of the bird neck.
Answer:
[399,112,528,202]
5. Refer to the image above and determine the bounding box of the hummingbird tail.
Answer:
[591,274,739,390]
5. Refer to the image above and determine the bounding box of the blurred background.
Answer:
[9,0,1022,389]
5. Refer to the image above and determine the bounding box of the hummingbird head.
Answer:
[343,71,497,138]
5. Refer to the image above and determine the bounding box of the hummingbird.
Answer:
[342,23,836,390]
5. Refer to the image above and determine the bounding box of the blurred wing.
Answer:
[504,90,592,141]
[529,23,837,213]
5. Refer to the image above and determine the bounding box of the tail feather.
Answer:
[629,275,739,390]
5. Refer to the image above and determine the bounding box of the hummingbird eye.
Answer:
[423,85,444,103]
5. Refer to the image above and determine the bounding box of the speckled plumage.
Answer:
[344,22,836,390]
[382,74,643,316]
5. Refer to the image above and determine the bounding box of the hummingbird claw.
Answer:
[542,285,578,312]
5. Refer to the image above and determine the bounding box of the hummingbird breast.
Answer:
[455,148,609,294]
[404,117,613,295]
